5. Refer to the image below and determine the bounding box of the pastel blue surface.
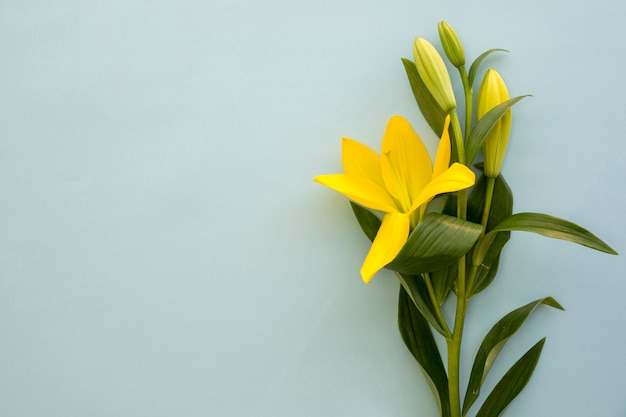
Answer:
[1,1,625,416]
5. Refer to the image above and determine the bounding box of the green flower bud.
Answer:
[438,21,465,68]
[477,69,512,178]
[413,37,457,112]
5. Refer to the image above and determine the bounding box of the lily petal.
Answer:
[432,116,452,179]
[360,212,410,283]
[341,137,385,188]
[381,116,432,210]
[314,174,399,213]
[409,163,475,211]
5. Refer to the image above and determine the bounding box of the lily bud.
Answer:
[438,21,465,68]
[413,38,457,112]
[477,69,512,178]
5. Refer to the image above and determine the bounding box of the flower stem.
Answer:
[423,272,450,335]
[447,258,467,417]
[465,264,479,303]
[449,109,466,165]
[480,176,496,231]
[458,66,473,143]
[446,67,474,417]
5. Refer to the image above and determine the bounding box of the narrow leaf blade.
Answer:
[491,212,618,254]
[402,57,447,136]
[465,95,529,166]
[430,263,457,305]
[396,273,450,338]
[468,48,508,86]
[398,287,451,417]
[350,201,381,242]
[475,338,547,417]
[429,194,460,305]
[386,213,483,275]
[463,298,563,415]
[466,173,514,296]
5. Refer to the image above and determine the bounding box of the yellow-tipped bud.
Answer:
[413,38,457,112]
[438,21,465,68]
[477,69,512,178]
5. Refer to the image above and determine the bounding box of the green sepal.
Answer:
[465,95,529,166]
[463,298,563,415]
[467,173,514,296]
[490,212,618,254]
[386,213,483,275]
[475,338,547,417]
[398,286,451,417]
[468,48,508,86]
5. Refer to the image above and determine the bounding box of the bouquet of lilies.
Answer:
[314,21,617,417]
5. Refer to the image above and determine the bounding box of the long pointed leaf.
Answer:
[398,287,451,417]
[402,57,447,137]
[349,204,451,334]
[387,213,483,275]
[429,194,460,304]
[468,48,508,86]
[466,173,513,296]
[467,172,514,232]
[351,203,482,279]
[462,298,563,415]
[491,212,618,254]
[430,263,457,305]
[475,338,547,417]
[465,95,529,165]
[350,201,381,242]
[396,273,450,338]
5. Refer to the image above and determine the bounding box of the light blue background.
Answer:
[1,1,625,416]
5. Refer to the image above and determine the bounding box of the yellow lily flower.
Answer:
[315,115,475,283]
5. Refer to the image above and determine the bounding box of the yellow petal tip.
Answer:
[360,269,375,284]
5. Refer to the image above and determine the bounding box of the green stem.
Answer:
[449,178,468,417]
[423,272,450,336]
[449,109,466,165]
[457,189,467,221]
[480,176,496,231]
[447,67,474,417]
[447,258,467,417]
[458,66,473,143]
[465,264,479,302]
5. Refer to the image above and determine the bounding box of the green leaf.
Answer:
[398,286,451,417]
[465,95,529,166]
[350,203,453,336]
[475,338,547,417]
[350,201,381,242]
[401,57,461,162]
[429,194,460,305]
[386,213,483,275]
[468,48,508,86]
[402,58,447,136]
[396,273,450,338]
[463,298,563,415]
[467,173,514,232]
[430,263,457,305]
[491,212,618,254]
[466,174,514,296]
